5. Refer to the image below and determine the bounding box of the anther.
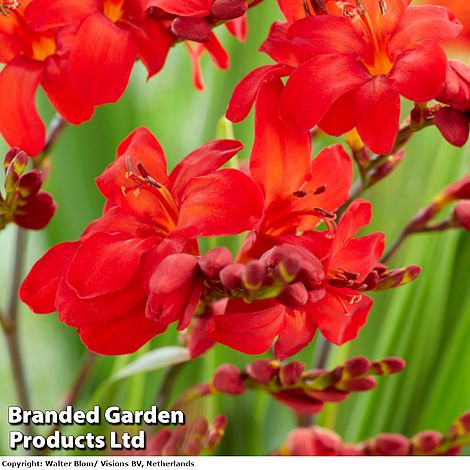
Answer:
[304,0,329,16]
[379,0,387,15]
[0,1,20,15]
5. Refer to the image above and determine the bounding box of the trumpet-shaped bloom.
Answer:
[0,0,94,155]
[26,0,173,106]
[229,0,462,154]
[20,127,263,355]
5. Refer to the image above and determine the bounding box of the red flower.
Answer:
[20,127,263,355]
[146,0,254,90]
[210,78,384,358]
[229,0,461,154]
[26,0,173,106]
[0,0,93,155]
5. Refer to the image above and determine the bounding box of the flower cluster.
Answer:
[0,148,55,230]
[0,0,258,155]
[174,357,406,415]
[275,410,470,456]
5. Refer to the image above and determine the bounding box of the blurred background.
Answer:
[1,0,470,456]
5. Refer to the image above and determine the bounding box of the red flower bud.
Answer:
[309,388,349,403]
[279,361,304,386]
[412,431,442,453]
[213,364,245,394]
[210,0,247,20]
[242,260,266,290]
[171,17,212,42]
[343,357,371,378]
[14,192,56,230]
[245,359,279,383]
[374,266,422,291]
[434,107,470,148]
[205,415,227,451]
[219,263,244,290]
[18,170,43,198]
[278,282,309,308]
[199,247,233,280]
[454,200,470,231]
[437,61,470,112]
[437,173,470,203]
[341,376,377,392]
[374,434,411,456]
[371,357,406,375]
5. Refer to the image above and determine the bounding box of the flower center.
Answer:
[103,0,125,23]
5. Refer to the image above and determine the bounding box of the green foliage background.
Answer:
[1,0,470,456]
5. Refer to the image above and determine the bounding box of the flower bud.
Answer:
[454,200,470,231]
[171,17,212,42]
[309,388,349,403]
[343,357,371,378]
[279,361,304,386]
[436,173,470,204]
[242,260,266,291]
[412,430,442,453]
[13,191,56,230]
[18,170,43,198]
[374,434,411,456]
[371,357,406,375]
[278,282,309,308]
[277,254,302,283]
[245,359,279,384]
[339,376,377,392]
[434,107,470,148]
[219,263,244,290]
[437,60,470,112]
[212,364,245,394]
[199,247,233,281]
[374,266,422,291]
[449,411,470,438]
[210,0,247,20]
[205,415,227,451]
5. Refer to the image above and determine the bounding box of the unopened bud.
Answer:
[171,16,212,42]
[205,415,227,451]
[245,359,279,384]
[309,388,349,403]
[199,247,233,281]
[374,434,411,456]
[371,357,406,375]
[434,107,470,148]
[412,431,442,453]
[339,376,377,392]
[343,357,371,378]
[18,170,43,198]
[279,361,304,386]
[449,411,470,438]
[242,260,266,291]
[212,364,245,395]
[277,254,301,283]
[278,282,309,308]
[374,266,422,291]
[454,200,470,231]
[436,173,470,205]
[219,263,244,290]
[210,0,247,20]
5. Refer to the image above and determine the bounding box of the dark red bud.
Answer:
[14,192,56,230]
[434,107,470,148]
[371,357,406,375]
[245,359,279,384]
[375,434,411,456]
[242,260,266,290]
[277,254,301,283]
[171,17,212,42]
[412,431,442,453]
[341,376,377,392]
[199,247,233,280]
[310,388,349,403]
[454,200,470,231]
[210,0,247,20]
[437,60,470,111]
[375,266,422,291]
[4,147,27,170]
[18,170,43,198]
[437,173,470,203]
[219,263,244,290]
[343,357,371,378]
[205,415,227,451]
[278,282,309,308]
[212,364,245,395]
[279,361,304,386]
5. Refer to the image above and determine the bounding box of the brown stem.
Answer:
[381,228,411,264]
[33,115,67,170]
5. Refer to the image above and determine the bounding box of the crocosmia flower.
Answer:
[26,0,173,106]
[0,0,93,155]
[19,127,263,355]
[229,0,462,154]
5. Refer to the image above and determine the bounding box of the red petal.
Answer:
[57,275,145,328]
[78,302,166,355]
[274,309,316,360]
[42,56,94,125]
[24,0,98,30]
[280,54,369,130]
[66,233,155,299]
[144,0,211,16]
[19,242,78,314]
[0,57,45,156]
[359,0,410,38]
[389,40,448,102]
[208,299,286,355]
[277,0,306,22]
[335,199,373,245]
[131,17,173,77]
[354,76,401,154]
[226,64,292,122]
[250,77,311,205]
[318,89,357,137]
[309,289,373,345]
[172,169,264,239]
[169,139,244,203]
[273,390,324,415]
[96,127,168,205]
[69,13,138,105]
[389,5,463,57]
[434,107,470,147]
[204,33,229,70]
